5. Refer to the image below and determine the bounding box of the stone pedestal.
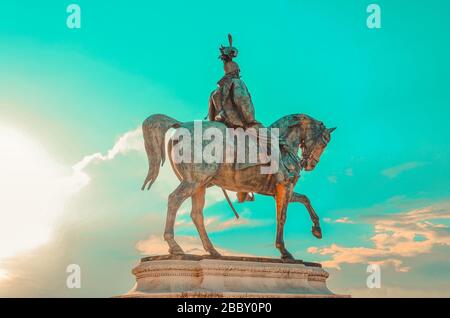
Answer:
[119,255,347,298]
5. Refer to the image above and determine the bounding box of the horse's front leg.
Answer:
[290,192,322,239]
[275,183,294,260]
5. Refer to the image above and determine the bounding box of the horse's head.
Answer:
[299,116,336,171]
[270,114,336,172]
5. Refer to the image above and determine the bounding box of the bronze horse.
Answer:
[141,113,335,260]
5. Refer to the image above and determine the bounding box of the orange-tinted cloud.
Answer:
[309,202,450,272]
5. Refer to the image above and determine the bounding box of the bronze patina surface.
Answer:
[140,35,336,261]
[141,254,322,268]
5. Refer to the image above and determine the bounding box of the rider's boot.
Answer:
[236,192,254,203]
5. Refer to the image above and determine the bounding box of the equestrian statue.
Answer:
[141,35,336,260]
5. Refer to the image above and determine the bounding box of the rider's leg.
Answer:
[236,192,254,203]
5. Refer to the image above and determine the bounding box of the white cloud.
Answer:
[0,125,150,280]
[207,217,254,232]
[0,126,69,262]
[70,127,143,191]
[135,234,252,257]
[382,161,425,178]
[0,268,9,281]
[324,217,355,224]
[172,207,264,234]
[205,214,262,233]
[335,217,355,224]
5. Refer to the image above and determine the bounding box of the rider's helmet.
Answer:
[219,34,238,62]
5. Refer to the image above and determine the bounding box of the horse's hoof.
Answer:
[169,246,185,255]
[208,249,222,258]
[312,225,322,239]
[281,251,295,261]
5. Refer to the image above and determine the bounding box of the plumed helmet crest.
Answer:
[219,34,238,61]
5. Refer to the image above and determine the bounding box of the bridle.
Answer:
[299,132,328,169]
[300,139,312,169]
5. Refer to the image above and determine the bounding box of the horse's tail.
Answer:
[141,114,181,190]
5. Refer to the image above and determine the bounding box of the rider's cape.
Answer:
[208,72,260,129]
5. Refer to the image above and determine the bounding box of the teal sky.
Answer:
[0,1,449,297]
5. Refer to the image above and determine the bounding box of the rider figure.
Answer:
[208,35,295,203]
[208,35,261,130]
[207,35,262,203]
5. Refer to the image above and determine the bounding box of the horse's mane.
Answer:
[269,114,301,129]
[269,113,325,143]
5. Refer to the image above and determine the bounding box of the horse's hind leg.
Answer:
[191,185,221,257]
[164,181,198,255]
[290,192,322,239]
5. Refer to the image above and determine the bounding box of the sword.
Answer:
[221,188,240,219]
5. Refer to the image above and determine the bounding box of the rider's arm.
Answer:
[207,91,217,121]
